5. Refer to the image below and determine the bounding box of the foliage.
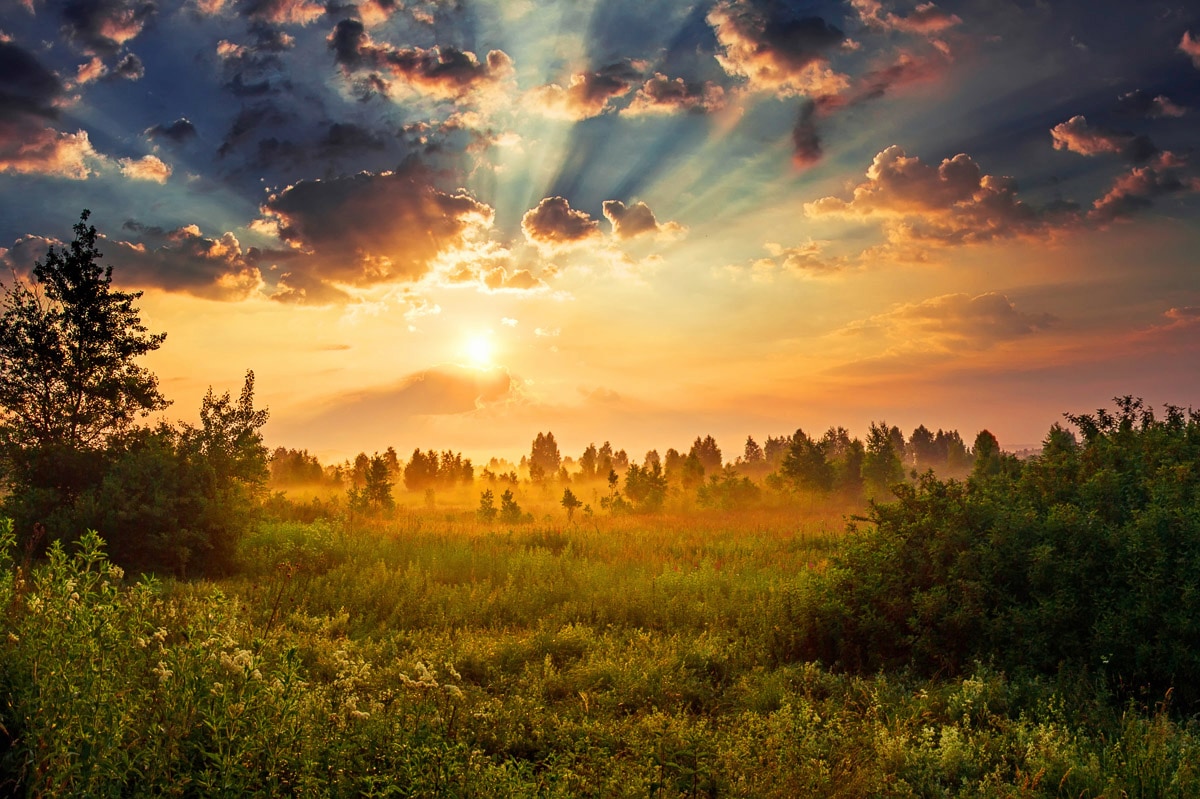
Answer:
[623,461,667,512]
[529,432,561,483]
[795,397,1200,708]
[403,448,473,491]
[5,498,1200,797]
[778,429,833,493]
[696,471,762,511]
[560,488,581,521]
[477,488,498,522]
[0,212,167,500]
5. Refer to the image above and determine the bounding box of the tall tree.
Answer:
[529,431,561,483]
[0,211,167,493]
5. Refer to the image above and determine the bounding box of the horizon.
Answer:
[3,0,1198,465]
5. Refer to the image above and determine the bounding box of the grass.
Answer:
[2,496,1199,797]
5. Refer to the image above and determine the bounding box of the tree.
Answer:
[863,421,904,497]
[0,211,167,496]
[561,488,581,521]
[530,431,561,483]
[477,488,498,522]
[779,428,833,492]
[689,435,722,474]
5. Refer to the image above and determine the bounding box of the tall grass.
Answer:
[2,509,1199,797]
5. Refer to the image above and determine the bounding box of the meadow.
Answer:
[4,458,1200,797]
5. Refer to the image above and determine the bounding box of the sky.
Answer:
[1,0,1199,464]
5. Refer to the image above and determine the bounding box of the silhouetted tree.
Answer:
[689,435,722,474]
[529,431,561,483]
[0,210,167,510]
[561,488,581,521]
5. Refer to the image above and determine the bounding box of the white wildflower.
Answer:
[152,661,173,685]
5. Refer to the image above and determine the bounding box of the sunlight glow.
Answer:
[465,333,495,367]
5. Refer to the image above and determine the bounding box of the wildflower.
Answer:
[250,669,262,681]
[152,661,173,685]
[152,628,168,645]
[211,682,225,696]
[349,710,371,721]
[445,685,464,700]
[7,632,18,643]
[108,565,124,580]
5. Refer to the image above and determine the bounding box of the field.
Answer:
[3,477,1198,797]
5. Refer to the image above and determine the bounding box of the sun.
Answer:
[465,333,495,367]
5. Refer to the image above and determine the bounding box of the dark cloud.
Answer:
[216,34,291,96]
[317,122,385,158]
[1114,90,1186,119]
[60,0,155,56]
[111,52,143,80]
[522,197,600,247]
[791,99,821,166]
[1090,155,1200,223]
[806,146,1073,246]
[601,199,681,240]
[0,234,60,276]
[329,19,513,100]
[258,163,494,297]
[0,122,98,179]
[0,41,64,120]
[708,0,848,96]
[110,223,266,300]
[217,102,289,158]
[145,117,197,144]
[530,60,644,120]
[624,73,726,115]
[1050,115,1160,163]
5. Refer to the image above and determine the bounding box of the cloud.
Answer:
[725,240,849,281]
[805,145,1072,246]
[522,196,600,248]
[840,292,1053,352]
[1090,155,1200,223]
[707,0,849,96]
[1181,31,1200,68]
[1050,115,1159,163]
[624,73,726,115]
[791,99,821,166]
[1165,306,1200,323]
[145,117,197,144]
[601,200,683,240]
[1115,90,1186,119]
[59,0,155,55]
[75,55,107,83]
[0,123,99,179]
[258,163,495,298]
[117,153,171,182]
[329,19,513,101]
[310,364,514,423]
[851,0,961,35]
[237,0,324,26]
[111,224,267,300]
[112,52,143,79]
[0,234,59,275]
[1,40,64,119]
[528,60,642,120]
